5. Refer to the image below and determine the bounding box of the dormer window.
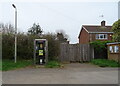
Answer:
[96,34,108,39]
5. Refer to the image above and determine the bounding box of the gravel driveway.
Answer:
[2,63,118,84]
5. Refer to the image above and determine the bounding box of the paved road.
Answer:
[2,63,118,84]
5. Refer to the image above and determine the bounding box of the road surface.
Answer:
[2,63,118,84]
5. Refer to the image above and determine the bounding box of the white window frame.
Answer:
[109,46,114,53]
[109,45,119,53]
[114,45,119,53]
[96,34,108,40]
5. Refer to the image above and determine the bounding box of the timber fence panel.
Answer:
[59,44,94,62]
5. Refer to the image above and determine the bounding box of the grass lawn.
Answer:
[0,60,2,70]
[91,59,120,67]
[45,61,62,68]
[1,60,32,71]
[1,60,63,71]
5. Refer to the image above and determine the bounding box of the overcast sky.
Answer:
[0,0,119,43]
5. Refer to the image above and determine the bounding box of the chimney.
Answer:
[101,20,105,26]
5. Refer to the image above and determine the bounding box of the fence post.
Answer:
[92,46,94,59]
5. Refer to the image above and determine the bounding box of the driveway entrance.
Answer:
[2,63,118,84]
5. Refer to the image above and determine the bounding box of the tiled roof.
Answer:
[83,25,113,33]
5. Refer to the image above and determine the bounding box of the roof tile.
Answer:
[83,25,112,33]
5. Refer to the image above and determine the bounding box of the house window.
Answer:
[96,34,108,39]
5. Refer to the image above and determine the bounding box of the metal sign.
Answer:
[34,39,48,65]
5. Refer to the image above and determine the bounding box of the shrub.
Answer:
[2,32,61,61]
[2,23,68,61]
[42,33,60,61]
[112,19,120,42]
[2,34,14,59]
[90,40,112,59]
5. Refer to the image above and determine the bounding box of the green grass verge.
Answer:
[1,60,32,71]
[91,59,120,67]
[45,61,61,68]
[0,60,2,70]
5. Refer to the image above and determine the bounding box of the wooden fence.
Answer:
[59,43,94,62]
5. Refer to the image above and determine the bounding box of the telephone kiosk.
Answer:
[34,39,48,65]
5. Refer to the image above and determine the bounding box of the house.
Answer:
[107,42,120,62]
[78,21,113,44]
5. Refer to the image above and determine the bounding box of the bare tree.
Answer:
[0,23,15,35]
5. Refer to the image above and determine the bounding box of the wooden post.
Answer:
[45,40,48,65]
[34,40,36,65]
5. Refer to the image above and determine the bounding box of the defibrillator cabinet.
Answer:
[34,39,48,65]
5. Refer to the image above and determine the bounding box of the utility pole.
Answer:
[12,4,17,63]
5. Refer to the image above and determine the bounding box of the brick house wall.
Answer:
[89,33,113,42]
[78,21,113,44]
[79,28,90,44]
[107,33,113,41]
[79,30,113,44]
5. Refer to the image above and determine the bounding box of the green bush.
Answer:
[42,33,60,61]
[90,40,112,59]
[112,19,120,42]
[2,34,14,59]
[91,59,120,67]
[2,33,60,61]
[0,61,2,70]
[2,23,68,61]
